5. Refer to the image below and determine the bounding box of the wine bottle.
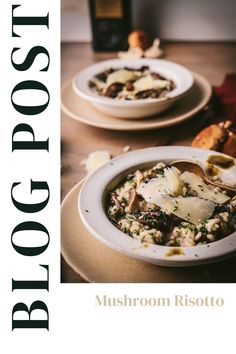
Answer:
[89,0,132,51]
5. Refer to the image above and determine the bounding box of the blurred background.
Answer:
[61,0,236,43]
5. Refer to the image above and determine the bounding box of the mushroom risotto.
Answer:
[106,163,236,247]
[89,66,175,100]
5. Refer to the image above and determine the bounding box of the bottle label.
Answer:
[95,0,122,18]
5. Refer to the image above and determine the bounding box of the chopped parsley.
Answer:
[173,205,179,212]
[185,212,191,220]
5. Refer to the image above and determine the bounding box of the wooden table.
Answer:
[61,42,236,283]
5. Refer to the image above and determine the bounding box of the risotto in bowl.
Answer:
[78,147,236,266]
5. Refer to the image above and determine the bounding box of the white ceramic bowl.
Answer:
[73,59,194,119]
[78,146,236,267]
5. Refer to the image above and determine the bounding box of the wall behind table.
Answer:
[61,0,236,42]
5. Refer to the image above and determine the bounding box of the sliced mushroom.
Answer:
[111,194,121,209]
[139,200,148,211]
[104,82,124,98]
[134,170,144,186]
[125,81,134,91]
[127,189,139,213]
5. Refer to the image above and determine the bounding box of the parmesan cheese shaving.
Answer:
[155,195,216,224]
[107,69,141,85]
[137,167,217,224]
[137,189,216,225]
[134,75,170,92]
[180,171,230,204]
[137,166,183,199]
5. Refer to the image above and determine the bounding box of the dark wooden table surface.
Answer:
[61,42,236,283]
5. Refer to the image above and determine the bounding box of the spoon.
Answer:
[171,160,236,194]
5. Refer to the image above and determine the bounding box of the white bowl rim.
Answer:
[78,146,236,267]
[73,58,194,106]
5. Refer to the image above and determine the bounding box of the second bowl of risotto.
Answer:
[73,59,193,119]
